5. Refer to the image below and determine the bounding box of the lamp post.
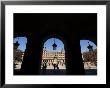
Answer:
[87,42,93,51]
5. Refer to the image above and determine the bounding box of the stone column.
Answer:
[66,39,85,75]
[21,34,42,75]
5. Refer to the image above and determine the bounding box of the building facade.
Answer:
[82,49,97,69]
[41,48,66,69]
[14,42,24,70]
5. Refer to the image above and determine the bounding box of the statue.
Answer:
[52,55,59,70]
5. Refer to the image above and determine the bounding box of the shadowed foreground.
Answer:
[14,69,97,75]
[40,69,66,75]
[40,69,97,75]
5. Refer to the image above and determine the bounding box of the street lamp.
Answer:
[87,42,93,51]
[52,38,57,50]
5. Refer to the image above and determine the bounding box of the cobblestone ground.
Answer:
[85,69,97,75]
[40,69,97,75]
[14,69,97,75]
[40,69,66,75]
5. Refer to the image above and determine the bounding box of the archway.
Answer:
[80,40,97,75]
[14,37,27,75]
[40,37,66,75]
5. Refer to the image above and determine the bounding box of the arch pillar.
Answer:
[66,39,85,75]
[21,34,41,75]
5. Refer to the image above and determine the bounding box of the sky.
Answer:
[14,37,27,52]
[14,37,96,53]
[43,38,64,52]
[80,40,96,53]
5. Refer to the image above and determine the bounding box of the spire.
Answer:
[61,48,64,52]
[43,47,47,53]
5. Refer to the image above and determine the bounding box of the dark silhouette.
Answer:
[87,43,93,51]
[42,62,47,70]
[52,63,59,70]
[42,62,47,74]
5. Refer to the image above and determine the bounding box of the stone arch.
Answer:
[41,34,67,52]
[13,36,27,75]
[80,39,97,75]
[40,34,68,74]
